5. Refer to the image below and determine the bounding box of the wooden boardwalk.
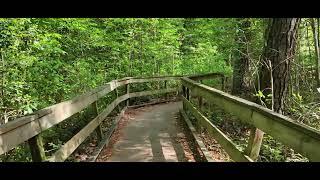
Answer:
[1,73,319,162]
[97,102,197,162]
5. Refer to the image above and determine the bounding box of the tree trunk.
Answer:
[259,18,300,113]
[0,49,5,125]
[232,18,251,95]
[310,18,320,87]
[246,18,300,161]
[139,31,143,76]
[318,18,320,47]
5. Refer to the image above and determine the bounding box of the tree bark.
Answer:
[259,18,300,114]
[310,18,320,87]
[246,18,300,161]
[0,49,5,124]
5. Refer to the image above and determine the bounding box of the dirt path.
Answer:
[96,101,196,162]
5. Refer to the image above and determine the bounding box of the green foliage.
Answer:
[1,18,234,122]
[259,135,308,162]
[259,135,286,162]
[2,18,315,162]
[0,143,32,162]
[255,90,265,99]
[288,92,320,129]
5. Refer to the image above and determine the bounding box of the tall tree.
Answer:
[260,18,301,113]
[310,18,320,88]
[246,18,301,161]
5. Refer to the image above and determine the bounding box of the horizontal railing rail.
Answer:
[188,72,225,81]
[181,77,320,162]
[0,75,185,161]
[0,72,223,162]
[181,97,253,162]
[46,88,177,162]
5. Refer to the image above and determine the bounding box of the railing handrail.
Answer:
[0,72,225,160]
[0,76,182,133]
[188,72,225,81]
[0,72,221,134]
[0,75,186,156]
[181,76,320,161]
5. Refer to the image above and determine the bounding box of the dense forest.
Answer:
[0,18,319,162]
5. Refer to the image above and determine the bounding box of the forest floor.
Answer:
[96,101,197,162]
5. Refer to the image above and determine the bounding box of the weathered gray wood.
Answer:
[126,84,130,106]
[198,97,203,110]
[46,94,128,162]
[92,101,103,141]
[188,73,225,81]
[129,76,181,84]
[0,76,180,155]
[181,77,320,161]
[129,88,177,98]
[128,72,225,82]
[114,88,121,113]
[198,80,203,110]
[0,85,177,155]
[180,109,215,162]
[221,76,225,91]
[186,88,190,100]
[245,127,264,161]
[183,97,252,162]
[0,75,201,127]
[28,134,46,162]
[182,97,252,162]
[2,74,219,158]
[0,81,125,154]
[164,80,168,99]
[0,109,51,135]
[182,86,186,97]
[0,118,42,155]
[0,78,130,137]
[128,99,174,109]
[44,87,176,162]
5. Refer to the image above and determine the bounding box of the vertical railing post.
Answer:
[28,134,46,162]
[156,80,160,103]
[186,88,190,101]
[244,127,264,161]
[182,84,186,111]
[182,85,186,97]
[198,80,203,110]
[126,83,130,106]
[164,80,168,100]
[198,96,203,110]
[92,101,103,141]
[115,88,121,113]
[221,76,225,91]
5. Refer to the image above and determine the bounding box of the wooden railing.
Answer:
[4,72,318,162]
[180,77,320,162]
[0,75,188,162]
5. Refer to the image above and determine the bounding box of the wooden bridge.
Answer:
[1,73,320,162]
